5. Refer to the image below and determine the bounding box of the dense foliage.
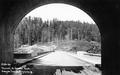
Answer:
[14,17,101,48]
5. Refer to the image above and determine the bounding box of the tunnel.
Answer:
[0,0,119,75]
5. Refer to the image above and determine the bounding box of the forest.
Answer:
[14,16,101,49]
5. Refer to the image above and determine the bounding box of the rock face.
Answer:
[0,24,14,63]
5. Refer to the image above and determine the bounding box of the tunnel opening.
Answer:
[12,3,101,75]
[0,0,119,75]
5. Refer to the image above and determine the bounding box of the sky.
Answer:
[25,3,95,24]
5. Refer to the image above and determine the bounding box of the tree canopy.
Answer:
[14,17,101,48]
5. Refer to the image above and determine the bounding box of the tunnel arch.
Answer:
[1,0,119,74]
[14,3,101,68]
[9,0,102,64]
[1,0,104,65]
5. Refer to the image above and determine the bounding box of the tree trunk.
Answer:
[71,29,72,40]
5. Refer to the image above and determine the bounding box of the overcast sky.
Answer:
[25,3,95,24]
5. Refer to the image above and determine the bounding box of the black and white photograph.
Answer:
[0,0,119,75]
[12,3,101,75]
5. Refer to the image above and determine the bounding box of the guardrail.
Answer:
[14,51,54,68]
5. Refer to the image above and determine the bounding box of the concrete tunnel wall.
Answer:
[0,0,119,74]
